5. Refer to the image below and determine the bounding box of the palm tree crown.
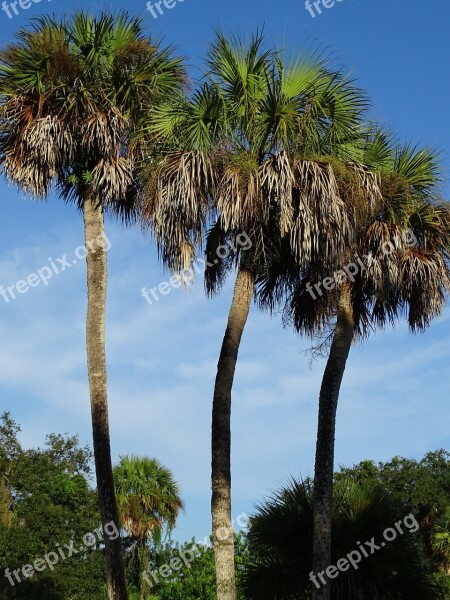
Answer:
[0,11,184,212]
[114,455,184,544]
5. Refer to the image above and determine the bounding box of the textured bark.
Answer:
[212,266,255,600]
[312,285,355,600]
[83,196,128,600]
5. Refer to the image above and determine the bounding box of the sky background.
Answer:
[0,0,449,542]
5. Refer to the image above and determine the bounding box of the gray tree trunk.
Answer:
[212,266,255,600]
[312,285,354,600]
[83,196,128,600]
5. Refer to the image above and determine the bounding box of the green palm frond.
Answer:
[394,144,442,195]
[206,30,270,125]
[114,455,184,543]
[242,478,442,600]
[149,84,225,151]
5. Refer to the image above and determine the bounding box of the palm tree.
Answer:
[0,13,184,599]
[241,477,447,599]
[270,138,450,600]
[143,32,369,599]
[432,506,450,574]
[113,455,184,599]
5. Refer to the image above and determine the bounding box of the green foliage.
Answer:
[336,450,450,575]
[0,413,107,600]
[146,533,247,600]
[113,455,184,596]
[241,477,447,600]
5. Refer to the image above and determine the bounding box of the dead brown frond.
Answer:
[81,108,127,158]
[345,161,383,208]
[259,151,295,236]
[217,152,262,231]
[91,155,134,204]
[291,160,352,267]
[2,114,73,197]
[359,221,404,292]
[144,150,214,270]
[283,271,340,336]
[400,249,450,331]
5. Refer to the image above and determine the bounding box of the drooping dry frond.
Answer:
[400,249,450,331]
[155,150,214,225]
[291,160,352,267]
[359,221,404,293]
[91,155,134,204]
[345,161,383,209]
[204,218,236,297]
[283,269,340,336]
[217,160,262,231]
[145,150,215,270]
[259,151,295,236]
[2,114,73,196]
[81,108,126,158]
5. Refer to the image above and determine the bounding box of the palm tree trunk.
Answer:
[312,285,354,600]
[83,196,128,600]
[212,265,255,600]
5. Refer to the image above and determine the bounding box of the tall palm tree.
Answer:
[143,32,369,599]
[0,13,184,599]
[113,455,184,599]
[267,137,450,600]
[241,477,447,599]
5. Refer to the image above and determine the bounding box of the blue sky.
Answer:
[0,0,449,542]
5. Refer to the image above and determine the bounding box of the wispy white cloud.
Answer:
[1,215,449,540]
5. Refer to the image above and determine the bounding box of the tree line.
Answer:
[1,415,449,599]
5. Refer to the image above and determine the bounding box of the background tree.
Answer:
[432,507,450,576]
[336,449,450,575]
[113,456,184,599]
[0,13,184,599]
[0,412,21,529]
[146,533,248,600]
[241,477,447,600]
[0,413,107,600]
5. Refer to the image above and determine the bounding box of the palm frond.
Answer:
[144,150,215,270]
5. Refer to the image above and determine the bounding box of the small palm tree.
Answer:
[432,506,450,574]
[113,456,184,599]
[143,32,370,599]
[0,13,184,599]
[260,134,450,600]
[241,477,446,600]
